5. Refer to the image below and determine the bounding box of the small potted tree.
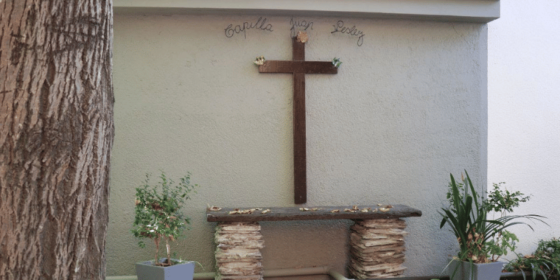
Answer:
[439,171,547,280]
[131,171,198,280]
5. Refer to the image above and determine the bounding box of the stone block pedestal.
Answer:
[349,219,408,279]
[215,222,264,280]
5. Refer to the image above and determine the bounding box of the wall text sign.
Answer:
[290,17,313,38]
[225,17,273,38]
[331,20,365,46]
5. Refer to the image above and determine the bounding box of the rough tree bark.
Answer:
[0,0,113,279]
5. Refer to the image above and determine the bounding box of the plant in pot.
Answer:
[504,237,560,280]
[131,171,198,280]
[439,171,547,280]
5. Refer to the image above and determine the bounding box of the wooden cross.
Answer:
[258,33,338,204]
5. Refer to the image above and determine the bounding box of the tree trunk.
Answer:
[0,0,113,279]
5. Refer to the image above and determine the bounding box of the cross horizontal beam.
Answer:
[259,61,338,74]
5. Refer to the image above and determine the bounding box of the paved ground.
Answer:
[363,274,544,280]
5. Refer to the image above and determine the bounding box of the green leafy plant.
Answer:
[439,171,547,264]
[486,230,520,262]
[505,238,560,280]
[485,182,532,262]
[131,171,197,266]
[486,182,532,215]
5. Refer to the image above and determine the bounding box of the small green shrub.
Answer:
[505,238,560,280]
[485,182,532,262]
[131,171,197,266]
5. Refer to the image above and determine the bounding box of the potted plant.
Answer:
[131,171,198,280]
[439,171,547,280]
[504,237,560,280]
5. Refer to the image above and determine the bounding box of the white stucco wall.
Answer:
[108,14,488,277]
[488,0,560,259]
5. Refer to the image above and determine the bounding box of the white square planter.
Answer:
[448,260,504,280]
[136,258,195,280]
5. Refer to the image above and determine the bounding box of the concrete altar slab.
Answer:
[207,204,422,222]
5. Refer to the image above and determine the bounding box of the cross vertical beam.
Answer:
[258,35,338,204]
[292,37,307,204]
[293,72,306,204]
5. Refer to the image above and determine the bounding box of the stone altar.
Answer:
[207,205,422,279]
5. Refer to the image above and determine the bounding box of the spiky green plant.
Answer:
[439,171,547,264]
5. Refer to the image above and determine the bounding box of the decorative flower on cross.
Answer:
[332,57,342,68]
[296,31,308,43]
[254,56,265,66]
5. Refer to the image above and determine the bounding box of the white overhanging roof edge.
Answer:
[113,0,500,23]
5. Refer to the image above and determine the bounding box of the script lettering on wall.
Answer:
[225,17,274,38]
[290,17,313,38]
[331,20,365,46]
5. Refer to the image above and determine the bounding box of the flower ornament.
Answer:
[296,31,309,43]
[254,56,265,66]
[332,57,342,68]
